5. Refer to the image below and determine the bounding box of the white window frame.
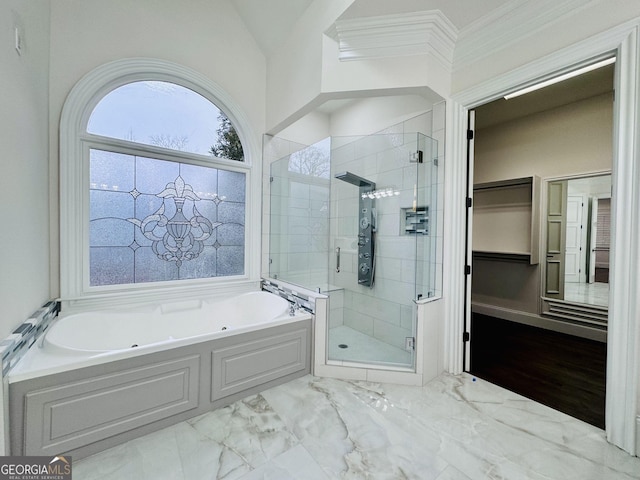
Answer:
[60,58,262,312]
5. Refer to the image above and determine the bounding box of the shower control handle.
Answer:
[336,247,341,273]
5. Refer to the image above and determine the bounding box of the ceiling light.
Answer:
[504,57,616,100]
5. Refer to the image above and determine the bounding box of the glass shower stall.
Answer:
[268,133,439,371]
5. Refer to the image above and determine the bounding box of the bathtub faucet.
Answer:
[289,301,299,316]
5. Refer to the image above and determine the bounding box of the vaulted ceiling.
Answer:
[229,0,514,57]
[229,0,315,56]
[229,0,613,125]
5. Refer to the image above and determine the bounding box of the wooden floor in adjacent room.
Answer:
[470,313,607,429]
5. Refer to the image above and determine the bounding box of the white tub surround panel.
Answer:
[9,291,312,459]
[0,301,59,456]
[10,318,312,459]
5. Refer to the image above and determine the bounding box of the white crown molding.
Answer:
[453,17,639,106]
[454,0,599,72]
[327,10,458,68]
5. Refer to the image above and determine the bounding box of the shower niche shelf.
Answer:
[402,207,429,235]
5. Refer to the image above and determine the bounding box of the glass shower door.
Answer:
[269,139,331,291]
[267,132,439,372]
[416,132,440,301]
[327,134,427,369]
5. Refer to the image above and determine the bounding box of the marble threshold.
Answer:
[74,373,640,479]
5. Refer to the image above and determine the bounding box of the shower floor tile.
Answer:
[328,325,412,367]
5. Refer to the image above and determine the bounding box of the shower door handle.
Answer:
[335,247,341,273]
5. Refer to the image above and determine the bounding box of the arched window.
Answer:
[87,81,244,160]
[60,60,258,307]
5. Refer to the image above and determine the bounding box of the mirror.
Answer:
[565,175,610,306]
[544,174,610,308]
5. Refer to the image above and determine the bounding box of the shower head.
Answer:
[334,171,376,189]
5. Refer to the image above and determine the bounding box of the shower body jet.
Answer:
[334,171,376,287]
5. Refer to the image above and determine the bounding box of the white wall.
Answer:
[0,1,51,339]
[475,93,613,184]
[266,0,354,133]
[278,110,331,146]
[278,93,439,146]
[329,95,435,137]
[48,0,267,297]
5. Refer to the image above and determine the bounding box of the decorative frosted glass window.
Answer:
[89,150,245,286]
[60,60,255,309]
[84,80,246,287]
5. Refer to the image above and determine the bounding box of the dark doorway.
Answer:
[467,60,614,429]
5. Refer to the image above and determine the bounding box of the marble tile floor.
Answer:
[74,373,640,480]
[328,325,412,367]
[564,282,609,307]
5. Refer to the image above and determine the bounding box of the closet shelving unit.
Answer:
[472,176,541,265]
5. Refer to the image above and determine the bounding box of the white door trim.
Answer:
[445,22,640,455]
